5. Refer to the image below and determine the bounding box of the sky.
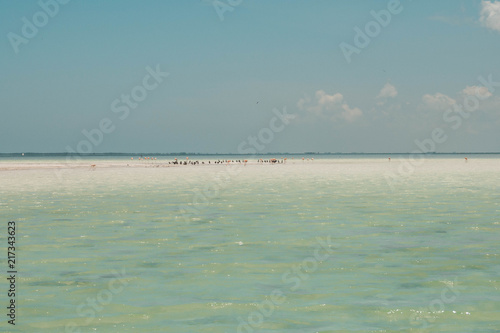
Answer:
[1,0,500,153]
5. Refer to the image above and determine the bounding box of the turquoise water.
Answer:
[1,155,499,332]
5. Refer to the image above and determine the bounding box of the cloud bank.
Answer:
[422,92,456,111]
[377,83,398,99]
[297,90,362,122]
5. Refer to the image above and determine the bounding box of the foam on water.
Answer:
[1,155,499,332]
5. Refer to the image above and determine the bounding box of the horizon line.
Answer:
[1,152,500,156]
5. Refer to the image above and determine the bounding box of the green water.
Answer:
[0,155,499,332]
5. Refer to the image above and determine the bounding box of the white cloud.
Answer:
[313,90,344,113]
[480,0,500,32]
[297,90,362,122]
[461,85,492,98]
[340,104,363,122]
[422,92,456,111]
[421,85,495,114]
[377,83,398,99]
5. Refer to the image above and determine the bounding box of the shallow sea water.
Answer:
[0,155,499,332]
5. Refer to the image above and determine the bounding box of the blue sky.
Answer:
[1,0,500,153]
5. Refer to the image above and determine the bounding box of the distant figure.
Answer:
[465,157,468,162]
[388,157,391,161]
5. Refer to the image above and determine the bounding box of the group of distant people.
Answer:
[169,159,250,165]
[92,155,473,170]
[127,157,296,166]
